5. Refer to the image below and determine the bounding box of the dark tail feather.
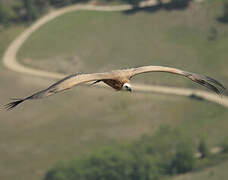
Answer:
[4,99,25,111]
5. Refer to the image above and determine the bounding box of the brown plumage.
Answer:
[4,66,225,110]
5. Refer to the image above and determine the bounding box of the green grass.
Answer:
[1,86,228,180]
[1,1,228,180]
[0,25,25,59]
[18,1,228,87]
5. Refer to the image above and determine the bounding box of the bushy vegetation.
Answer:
[48,0,80,7]
[0,0,48,25]
[198,139,210,159]
[0,2,14,25]
[169,142,195,174]
[222,137,228,153]
[44,126,228,180]
[0,0,194,26]
[22,0,48,21]
[216,0,228,23]
[44,127,197,180]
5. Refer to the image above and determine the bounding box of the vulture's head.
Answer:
[122,83,132,92]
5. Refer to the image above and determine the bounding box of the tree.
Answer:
[217,2,228,23]
[222,137,228,153]
[169,142,195,174]
[48,0,72,7]
[0,2,15,25]
[166,0,192,9]
[22,0,48,22]
[44,127,196,180]
[120,0,143,7]
[198,139,210,158]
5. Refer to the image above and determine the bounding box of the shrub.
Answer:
[0,2,15,25]
[222,137,228,153]
[44,127,196,180]
[45,148,163,180]
[164,0,192,10]
[22,0,48,21]
[47,0,88,7]
[45,146,137,180]
[45,163,79,180]
[222,2,228,21]
[198,139,210,158]
[120,0,143,7]
[168,142,195,174]
[48,0,72,7]
[217,1,228,23]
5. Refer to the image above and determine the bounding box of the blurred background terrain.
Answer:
[0,0,228,180]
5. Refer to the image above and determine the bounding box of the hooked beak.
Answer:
[123,83,132,92]
[127,87,132,92]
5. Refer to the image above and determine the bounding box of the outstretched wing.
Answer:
[4,72,115,110]
[128,66,226,95]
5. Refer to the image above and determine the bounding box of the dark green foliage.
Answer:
[75,149,134,180]
[222,137,228,153]
[48,0,90,7]
[0,2,15,25]
[0,0,48,25]
[45,163,79,180]
[170,0,191,5]
[0,3,9,24]
[122,0,143,7]
[45,146,162,180]
[45,146,139,180]
[224,2,228,19]
[169,142,195,174]
[198,139,210,158]
[217,2,228,23]
[22,0,48,21]
[165,0,192,10]
[44,127,196,180]
[132,127,196,175]
[48,0,72,7]
[0,0,194,25]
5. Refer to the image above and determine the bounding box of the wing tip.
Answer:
[3,99,24,111]
[204,76,226,96]
[205,76,226,92]
[186,72,226,95]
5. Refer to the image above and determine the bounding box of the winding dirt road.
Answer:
[2,3,228,108]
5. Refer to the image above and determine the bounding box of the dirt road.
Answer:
[2,2,227,108]
[2,1,227,158]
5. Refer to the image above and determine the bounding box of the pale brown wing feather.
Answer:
[4,72,116,110]
[4,66,225,110]
[128,66,225,95]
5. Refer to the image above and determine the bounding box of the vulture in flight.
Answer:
[4,66,225,110]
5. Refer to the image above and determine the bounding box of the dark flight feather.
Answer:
[185,72,226,95]
[4,73,84,110]
[4,99,25,111]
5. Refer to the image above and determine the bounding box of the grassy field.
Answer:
[18,0,228,87]
[1,1,228,180]
[0,25,25,59]
[1,85,228,180]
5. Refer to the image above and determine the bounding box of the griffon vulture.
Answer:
[4,66,225,110]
